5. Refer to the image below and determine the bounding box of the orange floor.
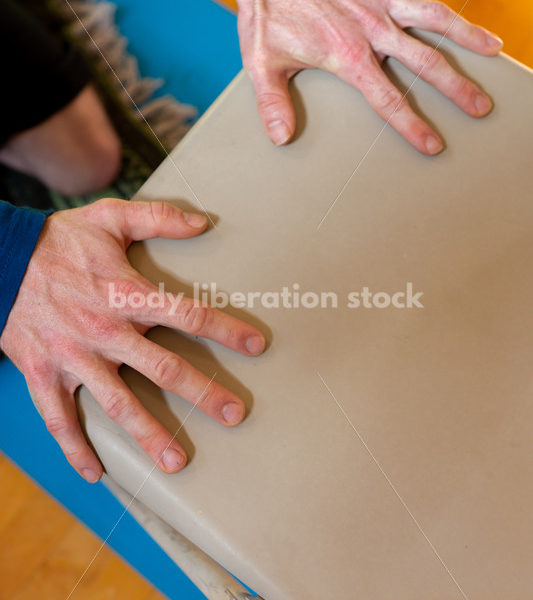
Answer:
[0,455,164,600]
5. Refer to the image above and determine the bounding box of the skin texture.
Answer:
[0,199,266,482]
[236,0,503,154]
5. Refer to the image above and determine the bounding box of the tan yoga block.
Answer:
[78,31,533,600]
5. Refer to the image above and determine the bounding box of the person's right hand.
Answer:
[0,198,266,483]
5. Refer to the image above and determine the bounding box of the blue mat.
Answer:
[0,1,243,598]
[112,0,242,115]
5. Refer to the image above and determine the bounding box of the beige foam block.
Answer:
[79,32,533,600]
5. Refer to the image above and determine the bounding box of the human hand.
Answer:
[0,199,266,483]
[236,0,503,154]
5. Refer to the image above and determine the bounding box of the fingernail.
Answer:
[475,93,492,115]
[245,334,265,355]
[222,402,244,425]
[162,447,186,471]
[267,120,291,146]
[425,135,443,155]
[82,468,100,483]
[486,34,503,50]
[184,212,208,228]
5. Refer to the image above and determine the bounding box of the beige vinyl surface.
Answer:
[78,32,533,600]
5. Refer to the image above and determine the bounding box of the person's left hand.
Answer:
[0,199,266,483]
[236,0,503,155]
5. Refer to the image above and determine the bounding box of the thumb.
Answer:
[94,198,209,242]
[252,70,296,146]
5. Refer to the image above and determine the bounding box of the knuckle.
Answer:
[84,313,123,342]
[451,75,472,98]
[417,47,444,71]
[335,38,373,67]
[107,276,151,312]
[256,91,286,113]
[179,303,210,335]
[152,353,184,389]
[375,88,405,114]
[89,197,123,220]
[63,447,85,463]
[110,278,142,299]
[46,415,70,437]
[135,424,164,452]
[353,5,387,37]
[149,201,177,224]
[423,1,452,23]
[104,390,134,422]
